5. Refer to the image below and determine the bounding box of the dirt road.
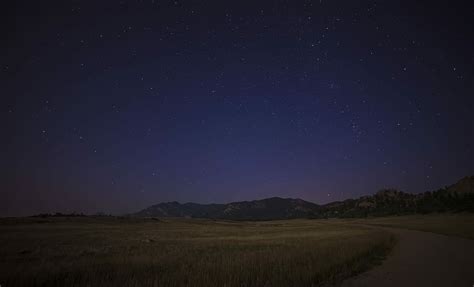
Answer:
[340,227,474,287]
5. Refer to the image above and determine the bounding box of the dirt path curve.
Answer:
[340,227,474,287]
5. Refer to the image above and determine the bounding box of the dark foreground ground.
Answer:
[0,214,472,287]
[340,227,474,287]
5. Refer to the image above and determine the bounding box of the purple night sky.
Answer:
[3,1,473,216]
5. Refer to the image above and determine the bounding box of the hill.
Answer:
[313,176,474,218]
[134,197,320,220]
[447,175,474,194]
[134,176,474,220]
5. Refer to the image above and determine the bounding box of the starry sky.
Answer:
[3,1,473,216]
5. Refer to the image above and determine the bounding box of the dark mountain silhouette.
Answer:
[134,176,474,220]
[446,175,474,194]
[134,197,320,220]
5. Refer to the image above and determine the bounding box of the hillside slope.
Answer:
[134,197,320,220]
[134,176,474,219]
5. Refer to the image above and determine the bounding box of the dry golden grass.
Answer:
[0,217,394,287]
[354,213,474,239]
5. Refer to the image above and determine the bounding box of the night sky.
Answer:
[3,1,473,216]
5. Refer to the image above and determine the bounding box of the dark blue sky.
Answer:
[3,1,473,216]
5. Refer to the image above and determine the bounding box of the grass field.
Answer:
[0,217,394,287]
[356,213,474,239]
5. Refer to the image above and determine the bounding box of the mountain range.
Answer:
[134,175,474,220]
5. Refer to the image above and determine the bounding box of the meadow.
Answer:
[0,217,394,287]
[356,213,474,239]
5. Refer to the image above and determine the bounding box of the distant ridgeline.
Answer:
[135,176,474,220]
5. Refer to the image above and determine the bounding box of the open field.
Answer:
[353,213,474,239]
[0,217,393,287]
[2,214,473,287]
